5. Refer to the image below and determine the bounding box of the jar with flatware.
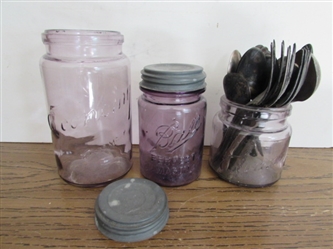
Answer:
[210,40,320,187]
[210,95,292,187]
[138,63,207,186]
[40,29,132,187]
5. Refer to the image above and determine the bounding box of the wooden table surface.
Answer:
[1,143,332,249]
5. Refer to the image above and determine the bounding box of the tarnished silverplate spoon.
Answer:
[248,40,277,106]
[292,53,320,102]
[288,44,313,102]
[227,50,241,74]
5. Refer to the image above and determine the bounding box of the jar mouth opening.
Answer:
[42,29,124,44]
[221,95,292,113]
[43,29,121,35]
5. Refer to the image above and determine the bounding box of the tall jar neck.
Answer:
[42,29,124,59]
[220,95,292,132]
[141,88,205,105]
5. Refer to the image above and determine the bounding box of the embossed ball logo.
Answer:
[151,114,201,153]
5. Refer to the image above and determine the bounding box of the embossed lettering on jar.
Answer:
[40,30,132,187]
[138,63,207,186]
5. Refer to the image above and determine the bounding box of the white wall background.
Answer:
[1,1,332,147]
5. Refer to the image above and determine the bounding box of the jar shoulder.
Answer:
[40,53,129,64]
[139,94,206,106]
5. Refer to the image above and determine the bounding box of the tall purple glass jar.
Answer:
[40,30,132,187]
[138,63,207,186]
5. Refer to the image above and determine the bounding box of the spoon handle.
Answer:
[210,109,262,172]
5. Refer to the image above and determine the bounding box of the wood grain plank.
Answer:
[1,143,332,248]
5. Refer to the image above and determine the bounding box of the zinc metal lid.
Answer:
[140,63,206,93]
[95,178,169,242]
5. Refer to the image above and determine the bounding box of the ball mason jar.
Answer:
[138,63,207,186]
[40,30,132,187]
[210,95,292,187]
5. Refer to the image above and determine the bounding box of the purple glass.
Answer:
[210,95,292,187]
[138,64,207,186]
[40,30,132,187]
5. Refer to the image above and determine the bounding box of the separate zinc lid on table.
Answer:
[95,178,169,242]
[140,63,206,93]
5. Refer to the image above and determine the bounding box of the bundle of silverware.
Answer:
[223,40,320,106]
[211,40,321,177]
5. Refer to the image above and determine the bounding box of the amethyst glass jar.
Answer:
[210,95,292,187]
[40,30,132,187]
[138,63,207,186]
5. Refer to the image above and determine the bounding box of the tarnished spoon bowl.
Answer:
[292,54,320,102]
[227,50,241,74]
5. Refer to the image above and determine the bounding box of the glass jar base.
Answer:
[140,170,200,187]
[54,144,132,187]
[209,162,281,188]
[217,174,280,188]
[58,166,132,188]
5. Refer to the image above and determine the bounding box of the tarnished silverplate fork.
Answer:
[275,44,312,107]
[275,44,296,102]
[285,44,313,104]
[267,43,296,107]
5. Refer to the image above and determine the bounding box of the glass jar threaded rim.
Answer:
[42,29,124,45]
